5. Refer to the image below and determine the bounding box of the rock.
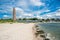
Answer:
[44,38,50,40]
[36,30,45,34]
[40,34,46,38]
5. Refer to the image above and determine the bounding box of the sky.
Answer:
[0,0,60,19]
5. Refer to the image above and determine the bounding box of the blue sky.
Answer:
[0,0,60,19]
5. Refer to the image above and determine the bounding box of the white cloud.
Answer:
[30,0,44,6]
[0,5,13,14]
[42,12,55,19]
[36,15,40,18]
[58,9,60,11]
[16,0,28,9]
[30,11,42,15]
[17,16,22,19]
[3,15,9,18]
[55,12,60,16]
[17,13,34,18]
[42,9,60,19]
[40,8,50,12]
[46,15,52,17]
[23,13,33,16]
[54,9,60,16]
[40,17,43,19]
[16,7,24,14]
[15,7,33,17]
[36,15,43,19]
[0,10,7,13]
[45,9,50,12]
[42,9,60,18]
[16,7,23,11]
[19,16,22,18]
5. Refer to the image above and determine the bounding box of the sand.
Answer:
[0,23,35,40]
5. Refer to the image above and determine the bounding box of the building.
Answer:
[13,8,16,21]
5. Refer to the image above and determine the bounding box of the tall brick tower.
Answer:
[13,8,16,21]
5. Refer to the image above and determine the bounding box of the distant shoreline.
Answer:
[0,22,60,24]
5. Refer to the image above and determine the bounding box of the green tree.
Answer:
[23,18,27,20]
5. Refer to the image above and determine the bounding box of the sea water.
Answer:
[38,23,60,40]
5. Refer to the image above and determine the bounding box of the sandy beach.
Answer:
[0,23,36,40]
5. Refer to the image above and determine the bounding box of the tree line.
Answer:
[0,18,60,23]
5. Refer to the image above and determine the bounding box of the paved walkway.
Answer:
[0,23,35,40]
